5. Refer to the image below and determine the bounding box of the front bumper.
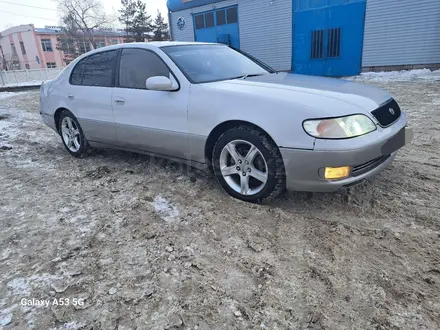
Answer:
[281,112,412,192]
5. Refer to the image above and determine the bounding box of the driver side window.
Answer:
[118,49,170,89]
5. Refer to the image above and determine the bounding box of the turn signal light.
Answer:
[324,166,351,180]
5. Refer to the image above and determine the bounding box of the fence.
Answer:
[0,68,64,86]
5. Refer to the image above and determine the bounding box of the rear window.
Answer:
[70,50,118,87]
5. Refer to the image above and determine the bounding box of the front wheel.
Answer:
[212,126,286,203]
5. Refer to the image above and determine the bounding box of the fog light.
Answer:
[324,166,351,180]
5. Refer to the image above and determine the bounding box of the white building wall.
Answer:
[22,30,43,69]
[0,25,42,69]
[363,0,440,67]
[169,0,293,71]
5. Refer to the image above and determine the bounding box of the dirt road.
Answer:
[1,76,439,329]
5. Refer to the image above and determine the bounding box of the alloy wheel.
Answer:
[61,117,81,153]
[219,139,269,196]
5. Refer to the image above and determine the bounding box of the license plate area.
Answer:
[381,127,413,155]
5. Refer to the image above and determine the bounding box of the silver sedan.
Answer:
[40,42,413,202]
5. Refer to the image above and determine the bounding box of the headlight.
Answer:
[303,114,377,139]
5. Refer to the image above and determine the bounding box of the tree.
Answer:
[152,10,169,41]
[57,0,114,50]
[119,0,153,42]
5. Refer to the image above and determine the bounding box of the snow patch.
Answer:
[7,274,64,296]
[349,69,440,82]
[61,322,87,329]
[153,195,180,223]
[0,92,28,100]
[1,80,42,88]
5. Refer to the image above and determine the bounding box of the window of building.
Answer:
[41,39,53,52]
[195,14,205,29]
[81,50,118,87]
[11,43,17,56]
[205,12,214,28]
[19,41,26,55]
[118,49,170,89]
[78,40,91,54]
[95,39,106,48]
[25,64,30,69]
[111,39,119,45]
[216,10,226,26]
[310,29,324,59]
[47,62,56,68]
[60,38,75,54]
[227,7,238,24]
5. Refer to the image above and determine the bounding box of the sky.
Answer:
[0,0,168,31]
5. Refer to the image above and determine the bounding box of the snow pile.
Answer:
[153,195,180,223]
[0,92,28,100]
[349,69,440,82]
[0,80,42,88]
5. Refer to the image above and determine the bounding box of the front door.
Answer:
[112,48,190,160]
[293,0,366,77]
[194,6,240,49]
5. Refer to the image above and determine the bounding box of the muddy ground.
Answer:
[0,76,439,330]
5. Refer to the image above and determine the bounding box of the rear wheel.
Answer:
[212,126,285,203]
[59,110,88,158]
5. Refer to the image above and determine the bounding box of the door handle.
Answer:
[68,94,74,100]
[114,99,125,105]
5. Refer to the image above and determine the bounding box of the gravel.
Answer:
[1,78,440,329]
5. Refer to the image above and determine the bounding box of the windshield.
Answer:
[161,44,270,83]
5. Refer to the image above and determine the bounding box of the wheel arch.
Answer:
[204,120,280,166]
[54,107,72,133]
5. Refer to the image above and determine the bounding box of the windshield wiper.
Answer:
[238,73,266,80]
[227,73,266,81]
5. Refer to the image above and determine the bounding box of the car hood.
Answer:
[205,72,393,117]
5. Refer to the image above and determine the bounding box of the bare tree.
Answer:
[56,0,114,50]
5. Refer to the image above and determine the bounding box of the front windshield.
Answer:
[161,44,270,83]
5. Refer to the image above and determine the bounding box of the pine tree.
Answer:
[119,0,153,42]
[152,10,170,41]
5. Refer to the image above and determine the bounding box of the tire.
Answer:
[212,125,286,203]
[58,110,89,158]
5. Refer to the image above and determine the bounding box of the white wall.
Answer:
[0,68,63,86]
[169,0,293,71]
[363,0,440,67]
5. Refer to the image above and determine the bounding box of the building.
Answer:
[167,0,440,76]
[0,25,126,70]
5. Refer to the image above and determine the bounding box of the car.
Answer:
[40,41,413,203]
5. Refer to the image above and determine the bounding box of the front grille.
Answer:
[352,155,390,177]
[371,99,401,127]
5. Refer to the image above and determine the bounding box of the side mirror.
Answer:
[146,76,176,91]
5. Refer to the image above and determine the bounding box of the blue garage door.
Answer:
[193,6,240,49]
[293,0,366,76]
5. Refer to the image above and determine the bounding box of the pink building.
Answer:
[0,24,126,70]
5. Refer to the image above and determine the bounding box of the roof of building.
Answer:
[167,0,222,12]
[34,27,127,37]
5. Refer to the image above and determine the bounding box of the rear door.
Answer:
[68,50,118,144]
[112,48,190,160]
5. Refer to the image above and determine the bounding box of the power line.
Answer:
[0,0,58,11]
[0,9,56,21]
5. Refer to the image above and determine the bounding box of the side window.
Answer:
[195,14,205,29]
[70,58,87,85]
[118,49,170,90]
[227,7,238,24]
[81,50,118,87]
